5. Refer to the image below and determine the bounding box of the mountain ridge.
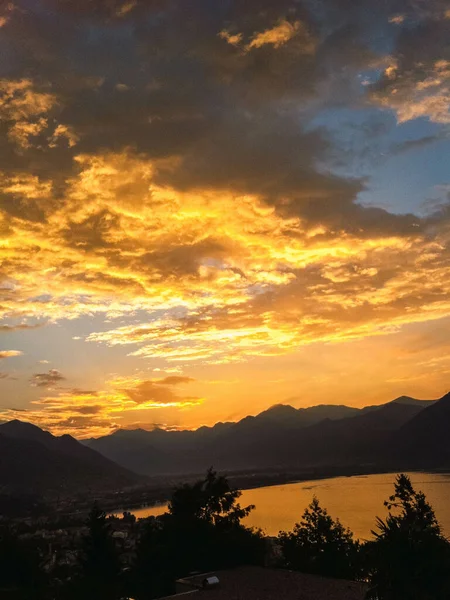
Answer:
[91,396,432,441]
[3,394,443,488]
[0,419,144,496]
[83,395,440,476]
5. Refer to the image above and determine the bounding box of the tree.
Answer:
[133,517,174,600]
[133,469,264,600]
[168,467,253,527]
[167,467,264,571]
[0,526,47,599]
[122,511,137,525]
[278,496,360,579]
[75,505,122,600]
[365,474,450,600]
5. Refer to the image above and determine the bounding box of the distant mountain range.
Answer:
[83,394,446,476]
[0,420,142,496]
[2,393,448,495]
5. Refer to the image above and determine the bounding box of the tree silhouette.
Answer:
[133,468,264,599]
[278,496,360,579]
[169,467,254,527]
[365,474,450,600]
[133,517,174,600]
[122,511,137,525]
[75,505,122,600]
[0,526,47,599]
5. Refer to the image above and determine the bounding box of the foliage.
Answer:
[72,504,122,600]
[365,474,450,600]
[132,468,265,599]
[4,471,450,600]
[168,467,254,526]
[0,526,47,599]
[122,511,137,525]
[278,496,360,579]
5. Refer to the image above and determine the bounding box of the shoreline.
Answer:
[111,464,444,517]
[40,465,449,522]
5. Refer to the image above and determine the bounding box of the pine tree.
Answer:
[365,474,450,600]
[278,496,360,579]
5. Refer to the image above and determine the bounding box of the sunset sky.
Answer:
[1,0,450,438]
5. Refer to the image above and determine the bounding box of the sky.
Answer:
[1,0,450,439]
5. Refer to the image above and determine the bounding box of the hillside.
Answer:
[85,395,438,476]
[393,391,450,467]
[0,420,143,496]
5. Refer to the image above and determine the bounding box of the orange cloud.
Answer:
[0,149,449,372]
[247,20,315,53]
[0,375,204,438]
[0,350,22,359]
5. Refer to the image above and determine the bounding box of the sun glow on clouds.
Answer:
[0,375,203,438]
[1,0,450,436]
[374,60,450,124]
[5,149,448,361]
[220,19,316,54]
[2,148,450,434]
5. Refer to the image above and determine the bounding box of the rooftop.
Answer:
[162,566,368,600]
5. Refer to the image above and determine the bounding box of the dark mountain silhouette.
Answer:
[84,396,437,476]
[241,403,360,428]
[392,391,450,467]
[361,395,437,413]
[389,395,437,407]
[0,420,142,495]
[85,428,168,476]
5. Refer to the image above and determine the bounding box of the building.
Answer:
[160,566,368,600]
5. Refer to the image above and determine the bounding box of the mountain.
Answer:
[286,401,429,468]
[84,428,169,476]
[249,403,360,427]
[2,394,441,491]
[361,395,437,413]
[85,396,437,476]
[0,420,143,496]
[390,395,437,407]
[392,391,450,467]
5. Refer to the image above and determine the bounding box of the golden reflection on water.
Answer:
[126,472,450,540]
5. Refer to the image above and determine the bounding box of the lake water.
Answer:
[125,472,450,540]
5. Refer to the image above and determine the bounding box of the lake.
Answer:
[122,472,450,540]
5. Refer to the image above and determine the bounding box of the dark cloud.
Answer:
[30,369,66,388]
[62,210,121,251]
[72,405,104,415]
[138,239,227,277]
[0,0,378,208]
[0,0,444,244]
[65,388,99,396]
